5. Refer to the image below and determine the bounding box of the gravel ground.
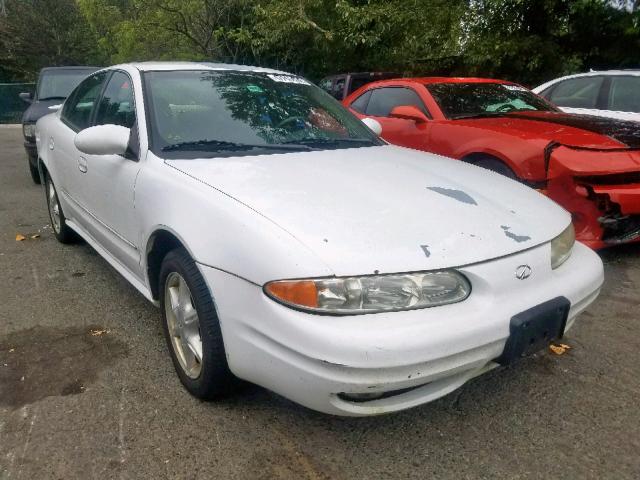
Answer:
[1,126,639,479]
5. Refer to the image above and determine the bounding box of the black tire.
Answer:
[45,174,76,243]
[159,247,236,399]
[470,156,518,180]
[29,159,41,184]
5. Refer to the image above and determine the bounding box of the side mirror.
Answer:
[48,104,62,112]
[75,124,131,156]
[389,105,429,124]
[361,117,382,136]
[19,92,33,104]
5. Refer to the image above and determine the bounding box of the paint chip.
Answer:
[501,225,531,243]
[420,245,431,258]
[427,187,477,205]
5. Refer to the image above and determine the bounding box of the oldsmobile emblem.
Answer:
[515,264,533,280]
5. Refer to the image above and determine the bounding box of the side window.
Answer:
[318,78,333,94]
[365,87,429,117]
[61,72,108,131]
[548,76,604,109]
[608,76,640,113]
[331,78,346,100]
[350,90,372,114]
[95,71,136,128]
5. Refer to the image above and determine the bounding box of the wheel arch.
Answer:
[145,227,196,300]
[460,151,519,176]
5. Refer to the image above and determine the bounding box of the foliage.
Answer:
[0,0,102,80]
[0,0,638,84]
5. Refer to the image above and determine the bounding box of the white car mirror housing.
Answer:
[361,117,382,136]
[75,124,131,156]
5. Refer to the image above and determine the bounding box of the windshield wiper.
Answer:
[38,96,67,101]
[450,112,510,120]
[281,137,375,147]
[161,139,312,152]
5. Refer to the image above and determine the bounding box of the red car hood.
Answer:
[453,111,640,150]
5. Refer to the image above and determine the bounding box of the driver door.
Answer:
[77,70,143,277]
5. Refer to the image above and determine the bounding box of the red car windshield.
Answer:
[426,82,557,120]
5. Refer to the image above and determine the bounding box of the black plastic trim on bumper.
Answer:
[496,296,570,366]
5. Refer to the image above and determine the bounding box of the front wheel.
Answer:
[159,248,236,399]
[45,175,75,243]
[29,159,41,184]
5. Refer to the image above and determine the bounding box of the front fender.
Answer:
[136,160,334,286]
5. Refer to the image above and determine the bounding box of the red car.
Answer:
[344,77,640,249]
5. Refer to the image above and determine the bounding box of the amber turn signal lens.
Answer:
[265,280,319,308]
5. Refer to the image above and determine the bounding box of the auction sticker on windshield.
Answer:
[267,74,312,85]
[503,84,529,92]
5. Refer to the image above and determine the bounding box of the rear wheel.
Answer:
[159,248,236,399]
[45,174,75,243]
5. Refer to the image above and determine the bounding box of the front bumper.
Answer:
[199,242,603,416]
[546,147,640,249]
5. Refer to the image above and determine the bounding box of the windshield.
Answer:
[426,82,557,120]
[37,69,97,100]
[143,70,383,157]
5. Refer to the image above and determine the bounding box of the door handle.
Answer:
[78,157,88,173]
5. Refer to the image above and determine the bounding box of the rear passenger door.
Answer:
[55,71,109,223]
[362,86,432,151]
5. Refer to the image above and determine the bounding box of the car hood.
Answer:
[22,99,64,124]
[166,145,570,276]
[453,111,640,150]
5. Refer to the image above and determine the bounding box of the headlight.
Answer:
[551,223,575,269]
[23,123,36,139]
[264,271,471,315]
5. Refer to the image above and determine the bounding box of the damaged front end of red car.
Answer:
[545,144,640,249]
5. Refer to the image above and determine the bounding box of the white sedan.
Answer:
[533,70,640,122]
[36,62,604,416]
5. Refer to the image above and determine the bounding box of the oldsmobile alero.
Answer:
[35,62,604,416]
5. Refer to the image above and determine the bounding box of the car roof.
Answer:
[40,66,100,72]
[121,61,289,75]
[412,77,514,85]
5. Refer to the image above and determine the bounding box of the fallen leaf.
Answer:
[89,328,110,337]
[15,234,26,241]
[549,343,571,355]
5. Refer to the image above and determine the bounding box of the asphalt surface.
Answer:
[0,126,639,480]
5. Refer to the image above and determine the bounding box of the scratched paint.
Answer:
[420,245,431,257]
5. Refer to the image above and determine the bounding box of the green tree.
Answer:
[0,0,102,80]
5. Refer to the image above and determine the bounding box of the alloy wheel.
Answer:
[164,272,203,379]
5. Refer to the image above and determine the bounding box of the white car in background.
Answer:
[534,70,640,122]
[35,62,604,416]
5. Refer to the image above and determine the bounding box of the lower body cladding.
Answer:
[200,242,603,416]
